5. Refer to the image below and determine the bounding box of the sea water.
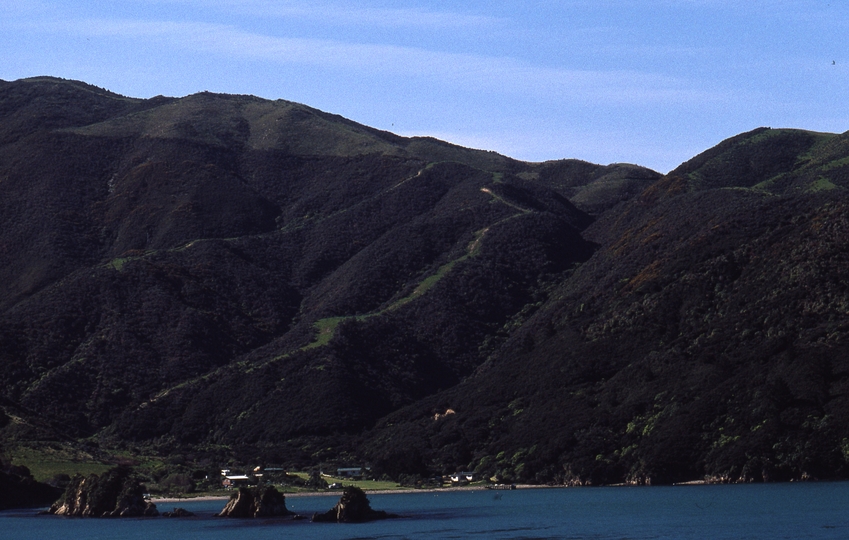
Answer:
[4,482,849,539]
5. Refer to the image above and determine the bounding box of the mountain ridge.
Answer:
[2,77,847,485]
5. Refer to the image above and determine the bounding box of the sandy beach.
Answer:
[152,495,230,503]
[151,484,543,504]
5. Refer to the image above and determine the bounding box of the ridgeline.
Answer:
[2,77,848,485]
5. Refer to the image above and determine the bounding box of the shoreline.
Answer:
[150,478,830,504]
[151,484,545,504]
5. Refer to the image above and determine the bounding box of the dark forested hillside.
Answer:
[361,128,849,484]
[1,78,847,485]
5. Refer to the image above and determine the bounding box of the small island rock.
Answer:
[216,486,293,518]
[162,507,195,517]
[311,486,398,523]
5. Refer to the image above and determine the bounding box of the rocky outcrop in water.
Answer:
[48,466,158,517]
[311,486,397,523]
[216,486,293,518]
[162,507,195,517]
[0,461,62,510]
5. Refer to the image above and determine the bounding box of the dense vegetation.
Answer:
[1,77,848,486]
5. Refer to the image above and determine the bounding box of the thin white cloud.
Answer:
[412,126,695,173]
[42,17,725,105]
[126,0,505,29]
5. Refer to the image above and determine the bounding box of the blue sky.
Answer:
[2,0,847,172]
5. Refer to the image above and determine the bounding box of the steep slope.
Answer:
[5,78,846,485]
[362,128,849,485]
[1,77,644,464]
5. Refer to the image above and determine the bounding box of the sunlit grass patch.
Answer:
[806,177,839,192]
[9,447,112,482]
[304,317,347,350]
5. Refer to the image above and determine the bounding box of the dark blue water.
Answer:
[4,483,849,539]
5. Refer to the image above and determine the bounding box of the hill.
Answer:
[2,78,848,484]
[0,77,653,466]
[360,128,849,484]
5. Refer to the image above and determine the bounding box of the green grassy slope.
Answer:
[670,127,849,194]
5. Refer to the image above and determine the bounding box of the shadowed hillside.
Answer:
[0,77,638,465]
[361,129,849,485]
[2,77,848,485]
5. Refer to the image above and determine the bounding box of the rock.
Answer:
[216,486,293,518]
[311,486,398,523]
[162,507,195,517]
[48,466,158,517]
[0,462,62,510]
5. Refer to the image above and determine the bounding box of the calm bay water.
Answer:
[4,483,849,539]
